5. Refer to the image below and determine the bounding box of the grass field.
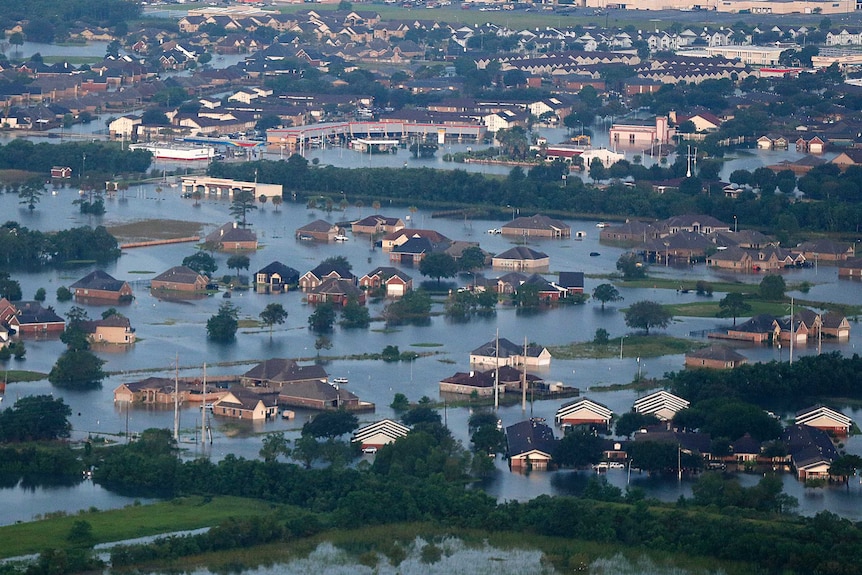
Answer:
[663,300,791,318]
[547,334,703,360]
[0,496,278,559]
[2,370,48,383]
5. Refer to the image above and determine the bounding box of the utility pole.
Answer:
[494,329,500,411]
[521,337,527,413]
[173,354,179,443]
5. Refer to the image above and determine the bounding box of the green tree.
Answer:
[8,32,23,55]
[457,246,486,272]
[625,300,672,335]
[0,272,22,301]
[291,434,321,469]
[259,432,291,463]
[594,328,610,345]
[615,412,660,437]
[302,410,359,439]
[18,179,44,211]
[589,157,607,182]
[67,520,94,547]
[259,303,288,338]
[0,395,72,442]
[419,253,458,285]
[340,297,370,328]
[183,251,218,275]
[230,190,258,228]
[592,283,623,310]
[56,286,72,302]
[207,302,239,343]
[48,349,106,389]
[226,254,250,279]
[314,336,332,357]
[390,393,410,412]
[61,306,91,351]
[555,429,604,468]
[616,254,646,280]
[717,292,752,326]
[308,302,337,333]
[759,275,786,300]
[34,287,46,302]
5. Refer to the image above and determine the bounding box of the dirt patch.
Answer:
[107,219,205,243]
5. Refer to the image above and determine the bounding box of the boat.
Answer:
[334,234,349,242]
[590,252,600,257]
[332,377,349,385]
[128,143,216,161]
[595,222,609,228]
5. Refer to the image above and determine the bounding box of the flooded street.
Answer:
[2,169,861,523]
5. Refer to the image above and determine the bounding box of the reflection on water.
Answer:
[144,538,719,575]
[0,145,861,521]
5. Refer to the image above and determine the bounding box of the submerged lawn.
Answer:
[547,335,704,360]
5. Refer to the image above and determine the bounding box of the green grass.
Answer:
[664,300,790,318]
[1,370,47,383]
[0,496,277,559]
[410,342,443,347]
[547,335,704,360]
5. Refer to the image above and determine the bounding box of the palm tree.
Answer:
[272,195,283,212]
[191,189,202,207]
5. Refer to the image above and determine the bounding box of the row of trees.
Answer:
[79,413,862,574]
[210,154,862,235]
[0,222,121,270]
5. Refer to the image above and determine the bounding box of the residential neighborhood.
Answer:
[1,2,862,571]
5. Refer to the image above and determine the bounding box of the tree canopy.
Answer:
[207,302,239,343]
[592,283,623,310]
[624,301,672,335]
[0,395,72,442]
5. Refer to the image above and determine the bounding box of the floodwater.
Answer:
[1,171,861,524]
[0,129,861,524]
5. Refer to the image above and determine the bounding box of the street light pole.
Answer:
[733,215,737,233]
[620,335,625,360]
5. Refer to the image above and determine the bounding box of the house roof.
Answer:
[731,433,762,455]
[152,265,208,285]
[256,261,300,283]
[506,418,558,458]
[632,390,689,418]
[441,371,495,388]
[14,302,64,325]
[243,358,328,384]
[308,261,355,281]
[686,345,747,362]
[557,271,584,289]
[382,228,450,243]
[353,214,403,227]
[796,405,852,428]
[206,222,258,244]
[502,213,570,233]
[352,419,410,444]
[732,314,778,334]
[471,337,548,359]
[70,270,127,292]
[217,387,279,410]
[311,277,364,298]
[362,266,412,283]
[297,219,337,233]
[555,397,613,422]
[782,424,838,468]
[81,315,132,333]
[278,379,359,403]
[494,246,549,261]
